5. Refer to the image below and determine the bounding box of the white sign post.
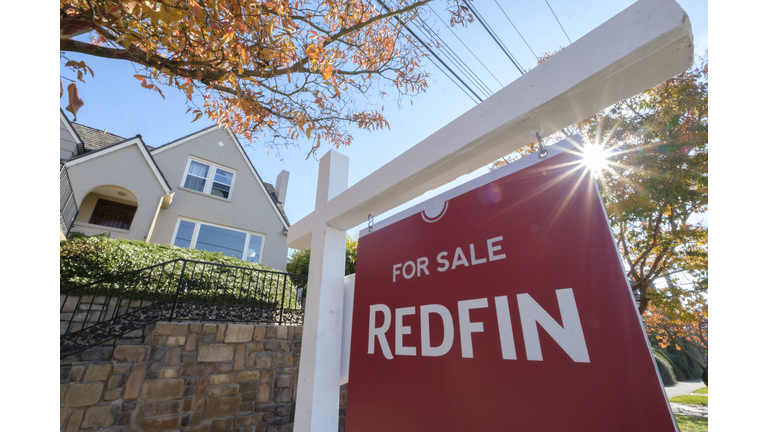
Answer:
[293,151,349,431]
[290,1,694,430]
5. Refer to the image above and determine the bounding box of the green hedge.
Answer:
[61,234,301,310]
[662,344,703,381]
[650,342,703,383]
[653,349,685,382]
[653,353,677,386]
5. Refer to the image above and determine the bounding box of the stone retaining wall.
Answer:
[61,322,305,431]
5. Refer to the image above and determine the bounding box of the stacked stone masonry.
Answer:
[61,322,309,432]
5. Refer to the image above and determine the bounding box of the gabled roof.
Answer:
[263,182,290,226]
[64,136,173,195]
[60,109,85,155]
[72,123,127,151]
[71,123,157,152]
[151,125,291,228]
[150,125,219,153]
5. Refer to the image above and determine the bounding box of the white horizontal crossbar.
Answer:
[287,0,693,250]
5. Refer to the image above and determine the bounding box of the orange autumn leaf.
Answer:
[65,82,84,121]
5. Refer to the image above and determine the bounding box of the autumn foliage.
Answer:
[583,60,708,315]
[60,0,471,157]
[495,57,708,314]
[645,302,708,383]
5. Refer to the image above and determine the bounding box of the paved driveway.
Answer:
[664,378,708,418]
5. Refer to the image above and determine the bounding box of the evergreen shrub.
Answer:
[653,349,684,382]
[61,234,301,309]
[653,353,677,386]
[663,344,703,381]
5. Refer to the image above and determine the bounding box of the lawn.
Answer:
[693,387,708,395]
[675,415,708,432]
[669,395,708,406]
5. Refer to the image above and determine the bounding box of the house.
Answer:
[59,110,291,271]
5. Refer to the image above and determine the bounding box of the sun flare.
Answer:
[581,144,609,174]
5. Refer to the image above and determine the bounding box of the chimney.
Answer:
[275,170,289,205]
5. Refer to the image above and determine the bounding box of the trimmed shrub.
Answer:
[649,337,704,382]
[657,344,703,381]
[61,235,275,285]
[653,349,684,382]
[653,353,677,386]
[673,343,703,380]
[61,235,301,309]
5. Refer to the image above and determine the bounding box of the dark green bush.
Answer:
[61,235,301,309]
[662,344,702,381]
[649,337,704,382]
[653,349,684,382]
[286,235,358,278]
[653,353,677,386]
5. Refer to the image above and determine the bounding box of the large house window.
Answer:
[182,158,236,199]
[89,199,137,230]
[172,219,264,263]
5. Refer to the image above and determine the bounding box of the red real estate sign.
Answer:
[346,141,677,431]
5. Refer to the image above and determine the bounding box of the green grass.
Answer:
[675,415,708,432]
[669,395,708,406]
[693,387,708,395]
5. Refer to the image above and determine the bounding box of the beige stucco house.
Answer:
[59,110,291,271]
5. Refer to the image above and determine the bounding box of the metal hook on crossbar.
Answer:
[535,132,548,159]
[368,213,374,232]
[531,125,548,159]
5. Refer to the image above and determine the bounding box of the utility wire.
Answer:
[415,45,479,104]
[427,4,504,88]
[543,0,572,44]
[412,19,480,96]
[414,17,494,98]
[468,1,524,72]
[415,18,493,97]
[461,0,525,76]
[373,0,483,103]
[493,0,539,61]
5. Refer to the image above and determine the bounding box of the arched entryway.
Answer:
[73,185,139,235]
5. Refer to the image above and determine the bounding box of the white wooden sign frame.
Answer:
[288,1,694,430]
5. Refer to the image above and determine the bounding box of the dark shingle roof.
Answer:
[72,123,155,152]
[264,183,290,226]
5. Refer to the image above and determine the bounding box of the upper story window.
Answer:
[182,158,236,199]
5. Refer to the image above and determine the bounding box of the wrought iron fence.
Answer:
[60,259,308,358]
[60,165,78,236]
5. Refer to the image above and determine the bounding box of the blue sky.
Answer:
[58,0,709,237]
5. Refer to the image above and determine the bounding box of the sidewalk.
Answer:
[664,379,707,418]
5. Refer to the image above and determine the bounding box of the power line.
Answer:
[414,17,494,98]
[427,4,504,88]
[415,18,493,97]
[415,45,480,104]
[493,0,539,61]
[372,0,483,103]
[543,0,572,44]
[461,0,525,76]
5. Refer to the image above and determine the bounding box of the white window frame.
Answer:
[181,157,237,200]
[171,217,266,264]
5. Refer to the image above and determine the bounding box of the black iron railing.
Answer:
[60,259,308,358]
